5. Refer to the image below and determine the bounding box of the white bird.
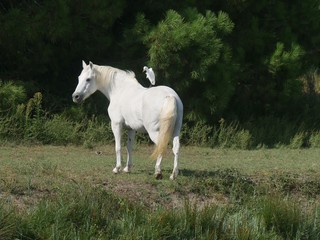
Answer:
[143,66,155,86]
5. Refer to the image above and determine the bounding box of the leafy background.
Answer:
[0,0,320,147]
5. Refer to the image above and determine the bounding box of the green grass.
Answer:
[1,145,320,239]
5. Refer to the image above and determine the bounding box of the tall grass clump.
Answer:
[289,131,309,149]
[181,120,213,146]
[309,131,320,148]
[211,119,253,149]
[259,196,320,239]
[0,205,16,240]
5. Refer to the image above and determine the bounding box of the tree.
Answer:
[0,0,126,105]
[144,9,236,122]
[223,0,320,120]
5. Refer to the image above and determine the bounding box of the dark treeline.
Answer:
[1,0,320,126]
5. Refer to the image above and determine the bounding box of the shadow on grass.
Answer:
[176,168,257,199]
[179,168,246,178]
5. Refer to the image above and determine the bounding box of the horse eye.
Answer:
[86,78,91,82]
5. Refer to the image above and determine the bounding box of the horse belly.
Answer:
[122,107,144,131]
[124,118,145,131]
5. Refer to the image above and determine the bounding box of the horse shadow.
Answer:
[179,168,242,179]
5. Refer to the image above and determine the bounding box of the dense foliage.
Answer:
[1,0,320,144]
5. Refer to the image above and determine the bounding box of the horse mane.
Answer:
[125,70,136,78]
[95,65,138,85]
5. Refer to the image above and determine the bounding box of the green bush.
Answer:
[0,81,26,113]
[1,86,320,150]
[43,115,79,145]
[0,90,114,147]
[82,116,113,148]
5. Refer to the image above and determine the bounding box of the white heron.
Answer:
[143,66,155,86]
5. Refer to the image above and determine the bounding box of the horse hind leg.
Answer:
[155,136,180,181]
[155,154,163,179]
[148,130,163,179]
[170,136,180,180]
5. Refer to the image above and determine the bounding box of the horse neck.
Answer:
[95,65,142,100]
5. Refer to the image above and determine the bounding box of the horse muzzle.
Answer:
[72,92,84,103]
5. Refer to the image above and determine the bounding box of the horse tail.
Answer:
[151,96,177,159]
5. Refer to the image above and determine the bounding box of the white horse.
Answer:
[72,61,183,180]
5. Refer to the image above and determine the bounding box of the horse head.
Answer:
[72,60,97,103]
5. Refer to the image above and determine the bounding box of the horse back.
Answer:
[142,86,183,129]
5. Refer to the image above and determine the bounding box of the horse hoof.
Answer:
[155,173,163,180]
[113,167,121,174]
[170,170,178,180]
[123,166,131,173]
[170,173,178,180]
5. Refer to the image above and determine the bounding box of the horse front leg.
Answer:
[123,129,135,173]
[111,122,122,173]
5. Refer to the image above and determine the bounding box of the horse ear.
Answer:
[82,60,87,69]
[89,61,94,69]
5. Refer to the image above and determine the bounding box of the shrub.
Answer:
[82,116,113,148]
[0,81,26,113]
[43,115,79,145]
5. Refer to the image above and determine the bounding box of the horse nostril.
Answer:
[72,93,81,103]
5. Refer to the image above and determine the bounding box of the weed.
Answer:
[309,131,320,148]
[289,132,308,149]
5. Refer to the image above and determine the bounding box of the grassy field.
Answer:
[1,144,320,239]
